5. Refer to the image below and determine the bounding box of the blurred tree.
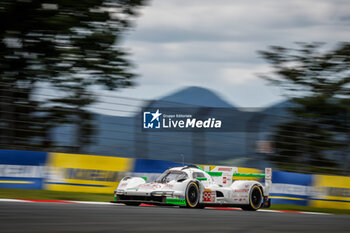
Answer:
[0,0,147,152]
[260,42,350,174]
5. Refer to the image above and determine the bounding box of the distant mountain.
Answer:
[158,86,234,108]
[262,100,297,116]
[254,100,299,132]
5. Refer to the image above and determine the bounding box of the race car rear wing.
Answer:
[231,167,272,196]
[203,166,272,195]
[264,168,272,196]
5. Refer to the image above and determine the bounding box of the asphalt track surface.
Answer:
[1,202,349,233]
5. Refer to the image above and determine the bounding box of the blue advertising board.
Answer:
[270,171,312,206]
[0,150,48,189]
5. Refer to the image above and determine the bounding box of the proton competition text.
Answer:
[48,167,125,182]
[0,164,45,178]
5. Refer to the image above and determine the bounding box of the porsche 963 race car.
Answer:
[113,165,272,210]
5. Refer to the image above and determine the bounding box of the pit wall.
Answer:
[0,149,349,209]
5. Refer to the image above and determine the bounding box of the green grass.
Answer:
[1,188,350,215]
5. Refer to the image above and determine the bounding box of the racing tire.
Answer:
[185,181,200,208]
[125,202,141,206]
[241,185,263,211]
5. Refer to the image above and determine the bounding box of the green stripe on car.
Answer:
[207,171,222,176]
[166,198,186,206]
[232,173,265,178]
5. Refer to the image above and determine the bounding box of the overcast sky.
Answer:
[104,0,350,110]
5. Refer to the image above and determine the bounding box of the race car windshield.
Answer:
[155,170,188,183]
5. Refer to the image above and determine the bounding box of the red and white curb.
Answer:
[0,198,120,205]
[0,198,330,215]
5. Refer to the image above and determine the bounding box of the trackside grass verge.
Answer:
[1,188,350,215]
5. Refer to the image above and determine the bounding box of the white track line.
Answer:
[0,198,332,214]
[0,198,29,203]
[73,201,123,205]
[258,209,331,215]
[300,211,331,215]
[258,209,280,212]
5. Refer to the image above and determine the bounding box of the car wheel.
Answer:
[241,185,262,211]
[185,181,200,208]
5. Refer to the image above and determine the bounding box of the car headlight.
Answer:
[151,191,163,196]
[116,190,125,195]
[163,191,174,197]
[151,191,173,197]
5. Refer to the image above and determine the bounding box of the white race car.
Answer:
[113,165,272,210]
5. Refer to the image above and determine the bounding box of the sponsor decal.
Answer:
[203,191,211,202]
[0,164,45,178]
[164,184,174,189]
[65,168,120,182]
[326,187,350,197]
[203,191,216,202]
[265,168,272,180]
[140,183,173,189]
[47,167,121,182]
[311,187,350,198]
[234,189,249,193]
[45,153,131,193]
[141,183,162,189]
[218,167,232,172]
[223,177,227,184]
[311,174,350,209]
[271,183,310,196]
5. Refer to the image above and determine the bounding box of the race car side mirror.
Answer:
[196,177,207,181]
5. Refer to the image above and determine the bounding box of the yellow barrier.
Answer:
[45,153,132,193]
[311,174,350,209]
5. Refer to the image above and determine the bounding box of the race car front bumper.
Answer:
[113,193,186,206]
